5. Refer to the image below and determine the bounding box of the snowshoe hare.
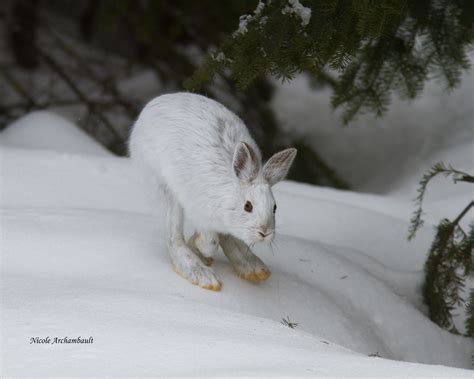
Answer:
[129,93,296,291]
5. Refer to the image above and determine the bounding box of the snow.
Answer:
[272,67,474,338]
[272,69,474,195]
[1,112,472,376]
[0,111,111,156]
[234,1,267,36]
[212,51,227,63]
[282,0,312,27]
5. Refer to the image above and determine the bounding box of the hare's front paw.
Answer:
[234,258,271,282]
[219,235,271,282]
[170,245,222,291]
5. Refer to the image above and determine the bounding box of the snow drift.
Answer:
[1,112,472,377]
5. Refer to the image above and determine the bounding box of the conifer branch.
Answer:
[410,163,473,335]
[465,288,474,337]
[408,162,473,240]
[188,0,473,124]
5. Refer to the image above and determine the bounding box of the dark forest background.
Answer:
[1,0,473,188]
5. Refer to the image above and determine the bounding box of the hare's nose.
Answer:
[258,225,271,238]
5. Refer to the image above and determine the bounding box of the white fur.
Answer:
[129,93,296,290]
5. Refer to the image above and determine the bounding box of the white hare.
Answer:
[129,93,296,291]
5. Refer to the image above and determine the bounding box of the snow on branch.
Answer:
[282,0,312,27]
[234,1,267,36]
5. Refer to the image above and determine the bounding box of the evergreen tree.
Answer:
[409,163,474,334]
[186,0,474,123]
[465,289,474,337]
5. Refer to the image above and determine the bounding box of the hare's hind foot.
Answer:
[169,244,222,291]
[219,234,271,282]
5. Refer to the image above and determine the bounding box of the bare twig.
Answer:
[37,49,124,146]
[281,316,298,329]
[41,24,139,118]
[0,66,36,107]
[454,175,474,184]
[452,201,474,226]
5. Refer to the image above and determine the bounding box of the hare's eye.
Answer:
[244,201,253,213]
[273,204,277,213]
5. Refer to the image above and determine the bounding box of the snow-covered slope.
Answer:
[1,113,472,377]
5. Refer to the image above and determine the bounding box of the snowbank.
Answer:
[0,111,111,156]
[1,113,472,376]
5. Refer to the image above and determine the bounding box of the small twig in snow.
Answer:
[281,316,298,329]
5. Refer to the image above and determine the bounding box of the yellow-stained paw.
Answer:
[172,265,222,291]
[237,267,271,282]
[201,282,222,291]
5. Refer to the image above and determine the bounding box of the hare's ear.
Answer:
[263,148,297,186]
[233,142,260,182]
